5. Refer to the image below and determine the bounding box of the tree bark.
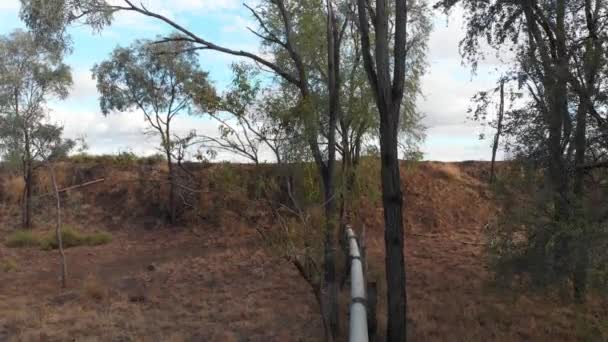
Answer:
[167,150,176,224]
[23,135,32,229]
[49,164,67,288]
[490,79,505,183]
[321,2,341,338]
[380,104,407,342]
[165,121,176,225]
[357,0,408,339]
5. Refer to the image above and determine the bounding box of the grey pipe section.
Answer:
[347,226,369,342]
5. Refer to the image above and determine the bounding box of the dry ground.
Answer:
[0,222,323,341]
[0,161,607,341]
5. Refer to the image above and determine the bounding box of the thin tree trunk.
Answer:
[49,164,67,288]
[322,181,338,342]
[574,100,587,195]
[167,152,176,224]
[573,99,588,302]
[490,79,505,183]
[24,157,32,229]
[21,93,33,229]
[165,120,176,224]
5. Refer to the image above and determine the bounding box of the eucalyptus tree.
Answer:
[437,0,608,300]
[92,38,216,224]
[338,0,429,224]
[354,0,417,338]
[201,63,292,165]
[20,0,431,337]
[21,1,345,337]
[0,29,74,228]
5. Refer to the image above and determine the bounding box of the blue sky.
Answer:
[0,0,504,161]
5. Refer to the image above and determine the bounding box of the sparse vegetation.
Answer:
[1,259,17,272]
[5,227,111,250]
[0,0,604,340]
[5,230,39,248]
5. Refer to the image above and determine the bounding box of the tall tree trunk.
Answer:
[339,121,352,229]
[321,2,340,338]
[380,103,407,342]
[23,134,32,229]
[551,0,570,219]
[490,79,505,183]
[356,0,409,339]
[573,100,587,195]
[573,99,588,301]
[322,171,338,341]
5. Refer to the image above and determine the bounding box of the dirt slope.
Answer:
[0,160,606,341]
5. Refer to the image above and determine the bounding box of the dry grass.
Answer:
[0,160,606,341]
[82,276,107,301]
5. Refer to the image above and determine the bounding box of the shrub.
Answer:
[1,259,17,272]
[488,162,608,300]
[40,227,112,250]
[5,227,111,250]
[5,230,39,248]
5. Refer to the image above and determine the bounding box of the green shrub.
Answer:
[40,227,112,250]
[1,259,17,272]
[5,230,39,248]
[488,162,608,300]
[5,227,111,250]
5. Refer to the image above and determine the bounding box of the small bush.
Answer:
[5,227,111,250]
[1,259,17,272]
[5,230,39,248]
[40,227,112,250]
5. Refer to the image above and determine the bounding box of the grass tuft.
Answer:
[1,259,17,272]
[5,227,112,250]
[5,230,39,248]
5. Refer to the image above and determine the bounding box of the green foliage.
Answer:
[5,227,111,250]
[39,227,112,250]
[352,157,382,203]
[208,162,245,193]
[0,29,75,167]
[70,152,165,166]
[575,312,608,341]
[92,37,217,169]
[487,164,608,299]
[5,230,39,248]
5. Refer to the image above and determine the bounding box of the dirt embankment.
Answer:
[0,160,606,341]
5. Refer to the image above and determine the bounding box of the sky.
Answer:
[0,0,505,161]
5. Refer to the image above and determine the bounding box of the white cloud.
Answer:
[0,0,19,10]
[222,15,256,34]
[413,7,509,161]
[68,68,98,101]
[31,4,510,161]
[48,103,228,157]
